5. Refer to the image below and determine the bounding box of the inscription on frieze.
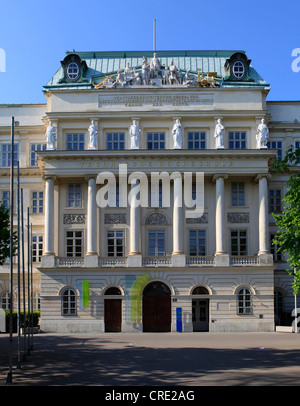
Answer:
[98,94,214,108]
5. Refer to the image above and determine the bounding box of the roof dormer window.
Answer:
[233,61,245,78]
[67,62,80,80]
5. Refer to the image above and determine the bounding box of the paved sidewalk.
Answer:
[0,332,300,386]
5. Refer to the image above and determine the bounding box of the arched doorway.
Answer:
[104,287,122,332]
[192,286,209,332]
[143,282,171,332]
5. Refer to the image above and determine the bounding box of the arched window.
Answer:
[62,288,77,316]
[1,292,10,310]
[192,286,209,295]
[237,287,252,314]
[104,287,122,295]
[143,282,170,296]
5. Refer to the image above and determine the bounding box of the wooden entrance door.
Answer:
[143,282,171,332]
[105,299,122,332]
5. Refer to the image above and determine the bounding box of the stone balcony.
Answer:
[41,253,273,269]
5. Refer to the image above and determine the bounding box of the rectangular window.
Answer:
[68,184,82,208]
[147,132,165,150]
[187,132,206,149]
[32,236,43,262]
[231,230,247,256]
[66,133,85,150]
[1,144,19,167]
[269,189,282,213]
[267,141,282,160]
[106,132,125,150]
[148,230,165,256]
[1,191,10,211]
[30,143,47,166]
[231,182,245,206]
[270,234,282,261]
[32,191,44,214]
[107,230,125,256]
[228,132,246,149]
[189,230,206,256]
[66,231,83,257]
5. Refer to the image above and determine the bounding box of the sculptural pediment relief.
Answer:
[92,53,221,90]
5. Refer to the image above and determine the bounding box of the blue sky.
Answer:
[0,0,300,104]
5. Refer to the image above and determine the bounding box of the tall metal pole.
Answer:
[17,161,21,368]
[27,207,31,355]
[21,189,26,361]
[294,268,298,333]
[153,19,156,52]
[30,223,33,349]
[6,116,14,384]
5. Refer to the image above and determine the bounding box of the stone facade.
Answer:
[0,50,299,333]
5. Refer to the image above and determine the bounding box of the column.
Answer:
[128,177,142,267]
[172,174,185,267]
[214,174,227,255]
[214,174,229,266]
[258,174,269,254]
[86,176,97,255]
[44,176,55,255]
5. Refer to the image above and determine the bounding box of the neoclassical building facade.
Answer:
[0,50,299,332]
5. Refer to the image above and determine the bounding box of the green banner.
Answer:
[82,280,89,307]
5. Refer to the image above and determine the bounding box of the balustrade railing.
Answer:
[186,256,215,266]
[99,257,127,267]
[230,256,259,266]
[142,256,172,266]
[55,257,84,267]
[53,254,260,268]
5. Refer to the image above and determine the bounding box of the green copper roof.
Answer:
[43,50,268,91]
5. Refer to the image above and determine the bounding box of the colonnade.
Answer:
[43,173,271,263]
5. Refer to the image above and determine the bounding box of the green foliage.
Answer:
[5,311,40,332]
[0,203,17,265]
[271,146,300,294]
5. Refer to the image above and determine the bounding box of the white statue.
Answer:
[168,61,178,85]
[172,119,182,149]
[88,120,98,150]
[45,121,56,150]
[129,120,140,149]
[183,69,196,87]
[150,53,161,78]
[214,118,225,149]
[256,118,269,149]
[142,56,150,85]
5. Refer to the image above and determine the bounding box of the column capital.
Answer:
[85,175,97,182]
[212,174,228,182]
[255,173,271,182]
[42,175,56,181]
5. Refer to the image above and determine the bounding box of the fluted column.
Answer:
[214,174,228,255]
[44,176,55,255]
[86,176,97,255]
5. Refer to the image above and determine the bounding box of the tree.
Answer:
[271,146,300,294]
[0,203,16,265]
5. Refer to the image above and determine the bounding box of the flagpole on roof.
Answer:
[6,116,14,384]
[153,19,156,52]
